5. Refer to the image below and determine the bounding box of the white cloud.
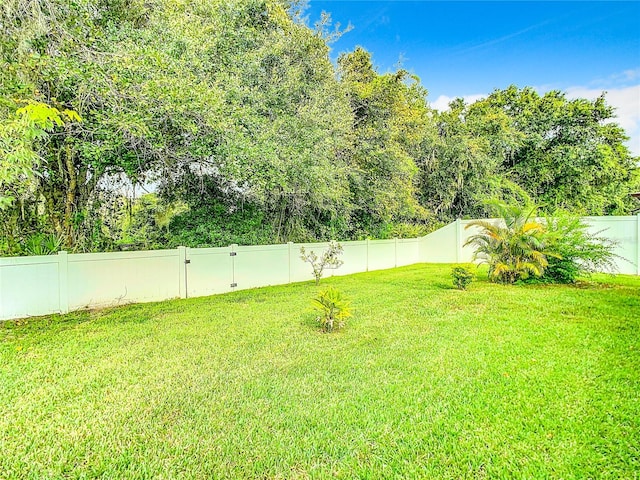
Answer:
[591,68,640,88]
[430,94,486,112]
[617,68,639,83]
[565,84,640,157]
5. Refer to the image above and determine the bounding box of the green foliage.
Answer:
[451,265,475,290]
[116,194,188,250]
[300,240,344,285]
[166,202,276,248]
[0,2,636,254]
[483,86,637,215]
[539,212,618,283]
[338,47,431,234]
[420,98,525,220]
[465,202,620,285]
[0,103,80,209]
[23,233,64,256]
[387,222,430,239]
[420,86,638,222]
[0,0,358,250]
[311,286,352,332]
[465,202,550,284]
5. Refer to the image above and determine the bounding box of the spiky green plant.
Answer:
[23,233,63,256]
[464,202,553,284]
[311,287,352,332]
[539,211,618,283]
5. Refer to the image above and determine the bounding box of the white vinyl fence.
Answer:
[374,215,638,273]
[1,216,638,321]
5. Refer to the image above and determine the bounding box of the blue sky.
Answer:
[305,1,640,155]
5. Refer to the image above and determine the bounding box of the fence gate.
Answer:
[183,246,235,298]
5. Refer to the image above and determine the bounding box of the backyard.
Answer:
[1,264,638,479]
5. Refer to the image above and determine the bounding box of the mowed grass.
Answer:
[1,264,639,479]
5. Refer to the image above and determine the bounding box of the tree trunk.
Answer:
[63,144,77,248]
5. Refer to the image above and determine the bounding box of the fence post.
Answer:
[394,237,398,268]
[177,246,187,299]
[455,219,462,263]
[637,214,640,275]
[366,238,370,272]
[58,251,69,314]
[230,244,238,290]
[288,242,293,283]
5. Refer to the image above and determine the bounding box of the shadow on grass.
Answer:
[0,300,175,337]
[0,309,94,337]
[301,313,321,331]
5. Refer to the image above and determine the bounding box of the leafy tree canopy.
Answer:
[0,2,637,255]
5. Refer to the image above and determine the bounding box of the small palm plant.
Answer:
[23,233,64,256]
[464,201,553,284]
[311,287,352,332]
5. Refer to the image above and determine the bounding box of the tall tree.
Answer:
[1,0,355,252]
[1,0,182,250]
[158,0,355,243]
[338,47,431,237]
[419,98,526,220]
[420,86,638,220]
[483,86,638,214]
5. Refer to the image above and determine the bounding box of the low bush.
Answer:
[451,265,474,290]
[465,201,618,285]
[311,287,352,332]
[23,233,63,255]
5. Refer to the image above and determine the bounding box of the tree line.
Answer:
[1,0,638,255]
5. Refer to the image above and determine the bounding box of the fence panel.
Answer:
[419,222,459,263]
[1,215,637,321]
[233,244,290,290]
[67,250,180,310]
[336,241,368,276]
[367,239,396,271]
[397,238,420,266]
[186,246,234,297]
[0,256,61,320]
[583,216,638,275]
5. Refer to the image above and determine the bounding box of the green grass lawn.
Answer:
[1,264,639,479]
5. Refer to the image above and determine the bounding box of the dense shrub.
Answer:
[166,202,275,248]
[539,213,617,283]
[465,201,618,285]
